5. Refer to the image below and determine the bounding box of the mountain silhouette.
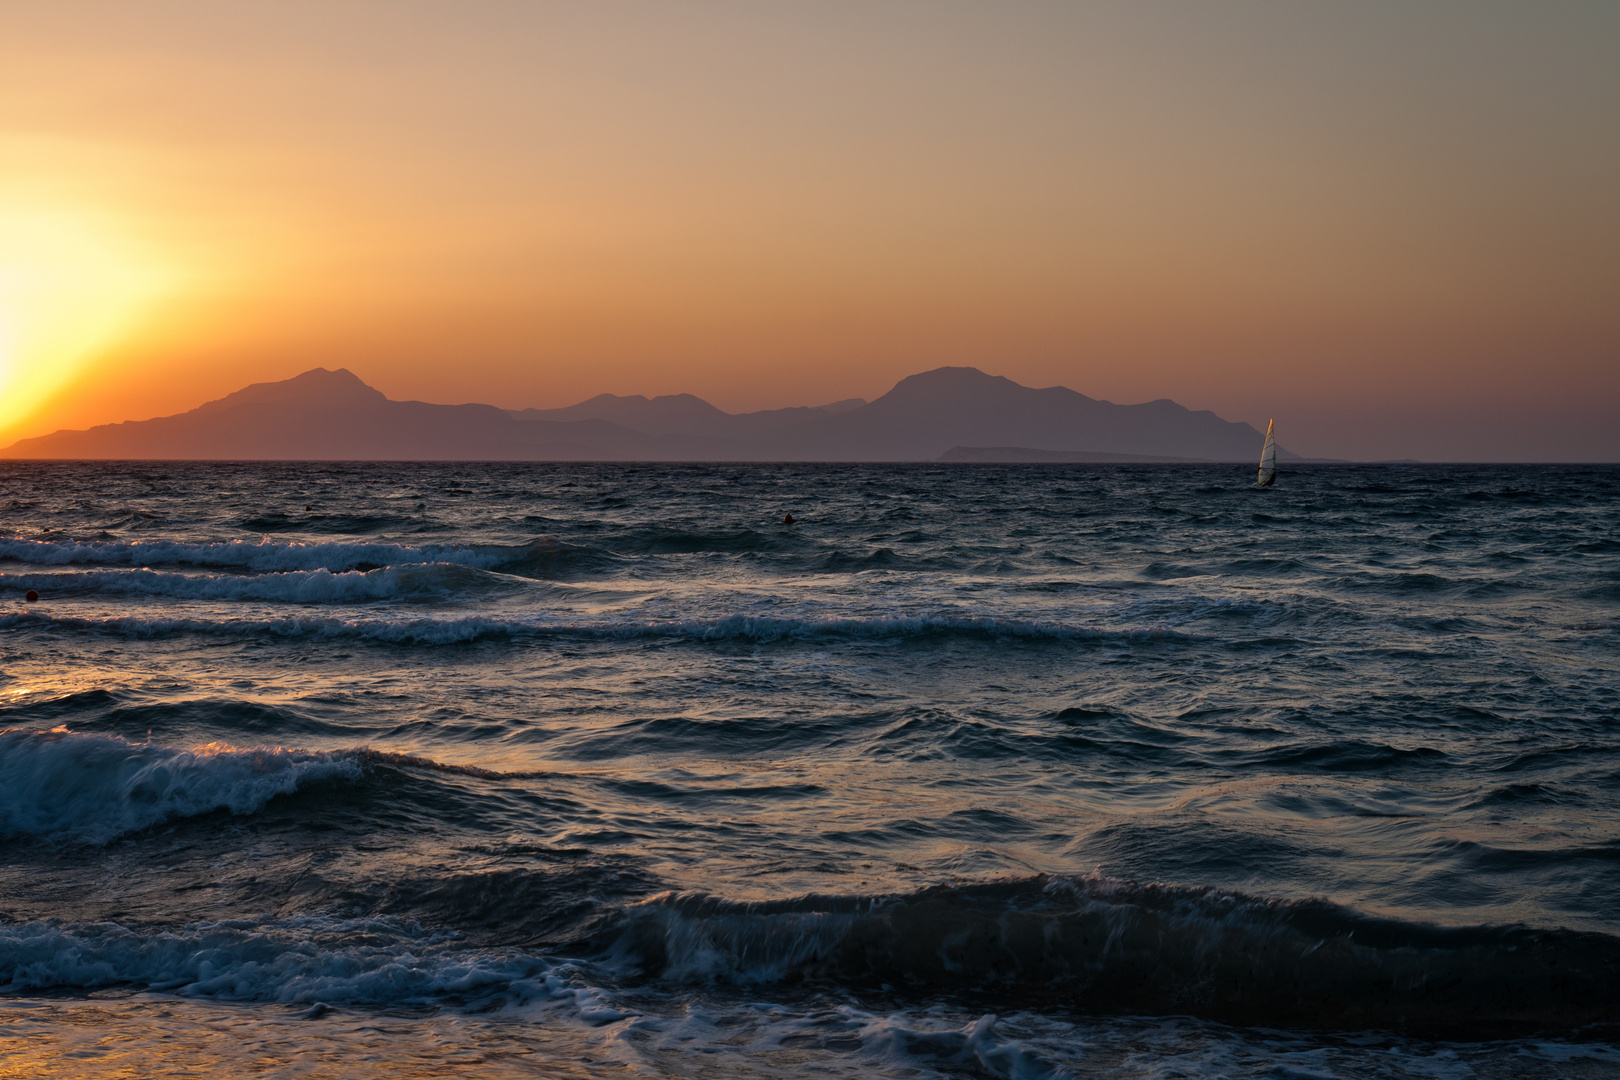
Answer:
[0,369,659,461]
[2,366,1282,462]
[763,367,1269,461]
[510,392,868,441]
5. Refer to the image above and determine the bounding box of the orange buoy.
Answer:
[24,590,38,602]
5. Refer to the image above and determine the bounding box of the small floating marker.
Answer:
[24,590,38,603]
[782,514,795,524]
[305,504,313,511]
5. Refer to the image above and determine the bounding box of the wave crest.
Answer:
[0,915,607,1013]
[0,563,513,604]
[598,876,1620,1037]
[1,610,1191,646]
[0,729,362,843]
[0,535,605,580]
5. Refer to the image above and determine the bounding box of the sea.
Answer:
[1,460,1617,1079]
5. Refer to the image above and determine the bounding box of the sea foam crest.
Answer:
[0,610,1191,646]
[0,915,610,1012]
[0,729,362,843]
[600,876,1620,1036]
[0,536,511,573]
[0,563,507,604]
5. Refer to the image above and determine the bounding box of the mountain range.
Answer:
[0,366,1286,462]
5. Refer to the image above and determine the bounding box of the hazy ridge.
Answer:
[2,366,1280,462]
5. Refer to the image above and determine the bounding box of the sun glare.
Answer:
[0,209,176,437]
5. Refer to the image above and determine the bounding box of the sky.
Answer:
[1,1,1617,461]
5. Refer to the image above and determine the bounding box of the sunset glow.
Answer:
[4,5,1619,1074]
[0,209,177,433]
[1,1,1616,459]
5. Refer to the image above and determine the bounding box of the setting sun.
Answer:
[0,209,175,435]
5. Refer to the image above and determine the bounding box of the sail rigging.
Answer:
[1257,419,1276,487]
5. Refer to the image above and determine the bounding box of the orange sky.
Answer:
[2,1,1617,460]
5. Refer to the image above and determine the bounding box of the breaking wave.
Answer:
[0,610,1193,646]
[597,876,1620,1037]
[0,729,364,843]
[0,535,613,580]
[0,915,617,1016]
[3,872,1616,1039]
[0,564,518,604]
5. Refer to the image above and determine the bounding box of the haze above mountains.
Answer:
[1,367,1287,463]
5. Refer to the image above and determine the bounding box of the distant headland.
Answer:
[0,366,1289,463]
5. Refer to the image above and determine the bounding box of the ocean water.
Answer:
[1,460,1617,1079]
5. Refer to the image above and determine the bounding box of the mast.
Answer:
[1257,419,1276,487]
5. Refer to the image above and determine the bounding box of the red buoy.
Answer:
[24,590,38,603]
[782,514,795,525]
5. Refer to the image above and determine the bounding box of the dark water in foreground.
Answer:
[1,461,1617,1078]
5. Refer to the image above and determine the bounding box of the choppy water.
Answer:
[1,461,1617,1078]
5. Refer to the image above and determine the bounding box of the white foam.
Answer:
[635,613,1187,644]
[0,729,363,843]
[0,611,535,645]
[601,1000,1531,1080]
[0,915,586,1008]
[0,536,509,573]
[623,898,855,984]
[855,1012,1076,1080]
[0,911,1605,1076]
[0,564,503,604]
[1,609,1191,646]
[597,1000,1082,1080]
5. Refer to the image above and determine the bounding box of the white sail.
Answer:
[1257,419,1276,487]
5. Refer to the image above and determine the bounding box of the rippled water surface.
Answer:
[1,461,1617,1078]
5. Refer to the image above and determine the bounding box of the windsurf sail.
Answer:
[1257,419,1277,487]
